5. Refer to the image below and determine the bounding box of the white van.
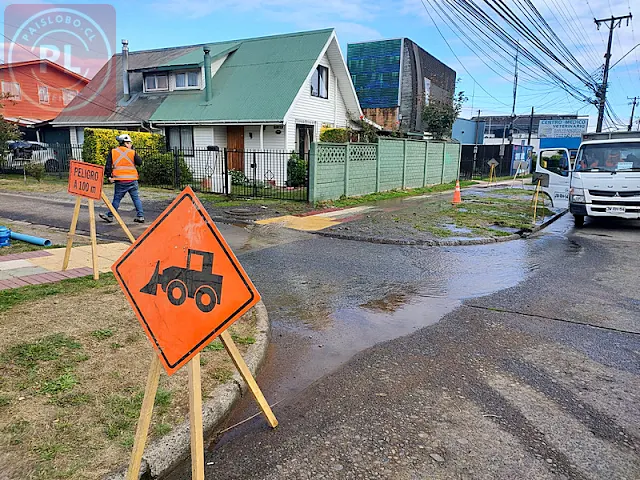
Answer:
[534,132,640,227]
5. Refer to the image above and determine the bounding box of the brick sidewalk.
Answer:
[0,243,128,290]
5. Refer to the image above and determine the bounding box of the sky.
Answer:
[1,0,638,131]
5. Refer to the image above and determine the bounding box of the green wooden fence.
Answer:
[309,138,461,202]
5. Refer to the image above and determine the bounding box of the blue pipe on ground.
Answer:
[0,226,10,247]
[10,231,52,247]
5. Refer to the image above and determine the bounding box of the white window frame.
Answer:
[144,73,169,92]
[174,70,200,90]
[310,65,329,99]
[2,81,21,100]
[62,89,77,106]
[38,85,49,104]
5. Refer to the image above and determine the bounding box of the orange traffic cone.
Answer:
[452,180,462,204]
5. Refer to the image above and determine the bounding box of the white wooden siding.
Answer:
[262,126,286,150]
[213,126,227,149]
[193,126,214,147]
[284,51,350,152]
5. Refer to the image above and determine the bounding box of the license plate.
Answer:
[606,206,626,214]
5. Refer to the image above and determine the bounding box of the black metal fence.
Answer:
[459,144,516,180]
[0,143,310,201]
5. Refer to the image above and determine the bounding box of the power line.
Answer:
[418,0,512,107]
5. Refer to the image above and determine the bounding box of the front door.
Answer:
[227,126,245,171]
[534,148,572,208]
[296,124,314,160]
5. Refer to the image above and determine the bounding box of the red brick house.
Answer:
[0,59,88,141]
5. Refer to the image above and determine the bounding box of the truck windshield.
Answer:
[575,143,640,172]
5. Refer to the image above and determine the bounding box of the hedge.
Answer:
[81,128,166,165]
[138,151,193,187]
[320,128,349,143]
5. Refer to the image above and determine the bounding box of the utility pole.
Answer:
[509,42,519,145]
[628,96,637,132]
[527,106,534,145]
[594,14,632,132]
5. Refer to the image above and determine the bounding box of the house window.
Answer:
[175,71,200,89]
[166,126,194,155]
[62,89,77,106]
[311,65,328,99]
[145,73,169,92]
[38,86,49,104]
[1,81,21,100]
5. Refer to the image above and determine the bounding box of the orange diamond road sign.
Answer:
[112,186,260,375]
[68,160,104,200]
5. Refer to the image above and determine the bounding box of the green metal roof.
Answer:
[163,42,242,68]
[150,29,333,123]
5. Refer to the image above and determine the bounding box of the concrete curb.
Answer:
[105,301,271,480]
[312,210,568,247]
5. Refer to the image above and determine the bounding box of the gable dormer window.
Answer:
[175,71,200,89]
[145,73,168,92]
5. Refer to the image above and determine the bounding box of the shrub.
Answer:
[138,152,193,187]
[287,153,308,188]
[320,128,349,143]
[229,169,248,185]
[82,128,165,165]
[25,162,45,182]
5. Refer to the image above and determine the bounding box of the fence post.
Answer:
[375,141,381,193]
[456,143,461,180]
[222,148,229,196]
[440,142,446,184]
[423,141,429,187]
[344,143,350,197]
[402,139,407,189]
[173,147,181,189]
[308,143,317,203]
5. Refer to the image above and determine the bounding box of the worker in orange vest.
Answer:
[99,134,145,223]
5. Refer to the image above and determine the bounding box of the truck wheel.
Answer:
[167,280,187,306]
[573,215,585,228]
[195,285,217,313]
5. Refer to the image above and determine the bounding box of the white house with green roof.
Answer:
[52,28,362,189]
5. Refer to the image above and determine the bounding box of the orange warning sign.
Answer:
[112,186,261,375]
[68,160,104,200]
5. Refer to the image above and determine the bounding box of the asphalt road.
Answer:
[1,190,638,479]
[181,215,637,479]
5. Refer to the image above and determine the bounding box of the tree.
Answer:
[0,92,21,150]
[422,91,467,140]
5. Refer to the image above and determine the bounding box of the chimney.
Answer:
[203,45,212,103]
[122,39,130,102]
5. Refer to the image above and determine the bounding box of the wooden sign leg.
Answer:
[62,197,82,271]
[101,191,136,243]
[87,199,99,280]
[220,331,278,428]
[126,355,162,480]
[188,354,205,480]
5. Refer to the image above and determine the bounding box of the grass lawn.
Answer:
[0,174,68,193]
[405,188,553,239]
[0,273,258,479]
[319,180,478,209]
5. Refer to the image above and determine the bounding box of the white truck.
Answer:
[534,131,640,227]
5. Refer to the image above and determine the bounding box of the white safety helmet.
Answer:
[117,134,132,143]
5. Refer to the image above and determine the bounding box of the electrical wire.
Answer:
[418,0,512,107]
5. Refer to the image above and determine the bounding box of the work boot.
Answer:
[134,216,145,223]
[99,213,114,223]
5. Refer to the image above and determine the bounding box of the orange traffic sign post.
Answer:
[62,160,135,280]
[113,187,277,480]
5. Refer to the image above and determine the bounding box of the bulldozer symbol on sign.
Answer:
[140,249,223,313]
